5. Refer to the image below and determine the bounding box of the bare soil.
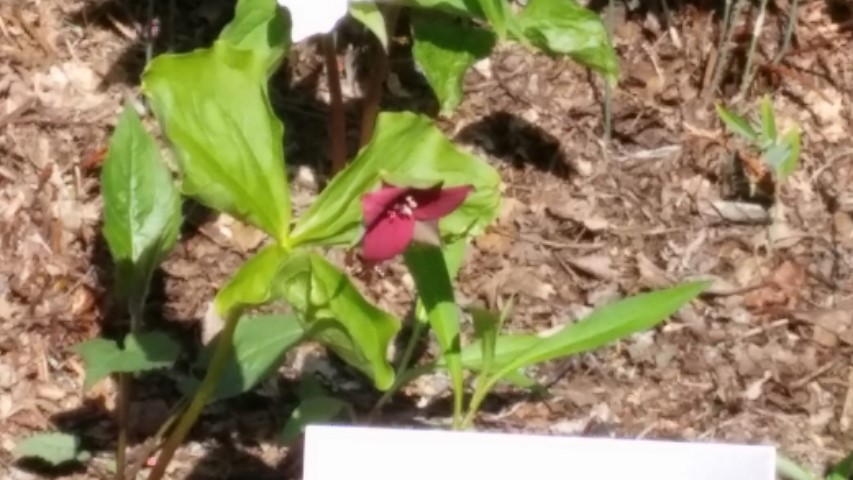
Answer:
[2,0,853,478]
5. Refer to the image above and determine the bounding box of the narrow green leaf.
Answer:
[72,331,181,390]
[491,281,708,381]
[142,41,291,243]
[411,12,496,115]
[219,0,290,75]
[291,112,501,248]
[776,454,819,480]
[350,3,388,50]
[759,95,777,143]
[272,252,400,390]
[185,313,306,402]
[775,128,800,181]
[403,245,464,416]
[715,103,759,142]
[14,433,90,466]
[477,0,513,39]
[517,0,618,85]
[101,104,181,307]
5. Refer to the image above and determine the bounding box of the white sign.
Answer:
[303,425,776,480]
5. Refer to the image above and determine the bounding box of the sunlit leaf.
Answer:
[470,306,500,379]
[214,244,290,315]
[350,3,388,50]
[101,104,181,309]
[219,0,290,75]
[411,12,496,115]
[271,252,399,390]
[142,41,291,243]
[715,103,759,142]
[517,0,618,85]
[13,433,90,466]
[477,0,514,39]
[72,332,181,390]
[759,95,777,144]
[490,281,708,381]
[290,112,500,248]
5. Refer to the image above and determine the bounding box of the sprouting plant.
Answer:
[13,0,708,478]
[715,95,802,198]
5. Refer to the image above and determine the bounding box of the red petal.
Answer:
[361,214,415,262]
[412,185,474,221]
[361,185,409,227]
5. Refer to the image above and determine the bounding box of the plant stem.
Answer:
[460,376,497,429]
[773,0,798,64]
[358,6,400,147]
[602,0,614,151]
[322,34,347,176]
[738,0,769,98]
[115,300,144,479]
[145,308,242,480]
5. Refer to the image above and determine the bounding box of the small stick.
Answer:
[773,0,798,64]
[322,34,347,175]
[738,0,769,97]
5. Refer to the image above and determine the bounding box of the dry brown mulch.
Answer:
[2,0,853,478]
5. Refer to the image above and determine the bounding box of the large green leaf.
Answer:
[517,0,618,84]
[290,112,501,247]
[404,245,464,418]
[403,0,484,17]
[272,252,399,390]
[219,0,291,75]
[186,313,306,402]
[142,41,290,243]
[101,104,181,308]
[411,12,496,115]
[14,433,90,466]
[72,331,181,390]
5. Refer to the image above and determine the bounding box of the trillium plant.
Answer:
[13,0,709,478]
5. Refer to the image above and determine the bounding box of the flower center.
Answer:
[389,195,418,218]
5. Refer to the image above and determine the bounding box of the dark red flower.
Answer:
[360,181,474,263]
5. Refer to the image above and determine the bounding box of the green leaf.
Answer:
[765,128,800,181]
[291,111,501,247]
[350,3,388,50]
[219,0,290,75]
[272,252,399,390]
[101,104,181,308]
[776,454,819,480]
[214,244,290,315]
[280,395,349,444]
[72,331,181,390]
[142,41,290,244]
[517,0,618,85]
[14,433,90,466]
[477,0,514,39]
[759,95,777,144]
[411,12,496,115]
[403,0,485,17]
[403,245,464,418]
[715,103,759,142]
[827,451,853,480]
[490,281,708,381]
[186,313,306,402]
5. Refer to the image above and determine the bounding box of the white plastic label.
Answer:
[303,425,776,480]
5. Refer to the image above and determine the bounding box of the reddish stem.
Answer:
[322,34,347,175]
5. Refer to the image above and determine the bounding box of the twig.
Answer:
[322,34,347,175]
[704,0,747,103]
[739,0,769,97]
[773,0,798,64]
[602,0,615,152]
[359,6,400,147]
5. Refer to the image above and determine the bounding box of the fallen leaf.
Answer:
[562,255,617,281]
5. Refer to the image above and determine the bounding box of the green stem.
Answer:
[145,308,243,480]
[322,33,347,176]
[602,0,614,151]
[460,376,498,429]
[368,316,428,421]
[115,300,144,479]
[358,6,400,147]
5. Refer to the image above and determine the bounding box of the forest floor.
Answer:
[2,0,853,478]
